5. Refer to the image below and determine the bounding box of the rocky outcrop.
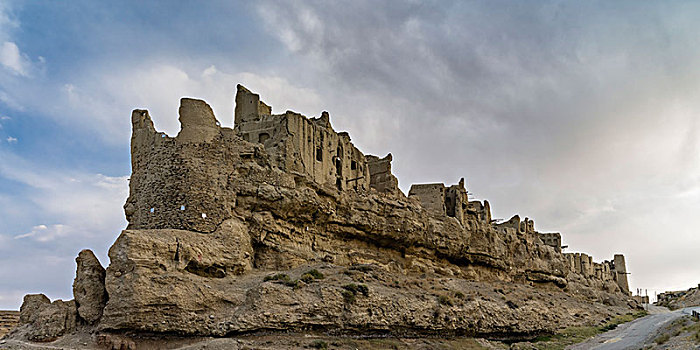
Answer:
[657,284,700,309]
[73,249,107,324]
[17,294,76,342]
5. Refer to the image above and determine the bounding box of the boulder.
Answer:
[18,294,50,325]
[73,249,107,324]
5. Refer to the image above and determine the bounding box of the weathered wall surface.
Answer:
[366,153,401,195]
[234,85,370,192]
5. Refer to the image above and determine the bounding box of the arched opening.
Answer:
[258,133,270,143]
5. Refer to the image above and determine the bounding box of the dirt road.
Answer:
[567,306,692,350]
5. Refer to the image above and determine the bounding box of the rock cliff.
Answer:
[7,85,638,346]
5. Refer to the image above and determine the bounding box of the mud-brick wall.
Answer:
[124,100,251,233]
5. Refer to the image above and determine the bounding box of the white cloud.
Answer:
[0,90,23,111]
[0,1,18,42]
[0,150,129,237]
[0,41,30,76]
[14,224,68,242]
[5,136,16,143]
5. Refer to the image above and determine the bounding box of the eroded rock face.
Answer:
[73,249,107,324]
[100,249,631,337]
[18,294,77,342]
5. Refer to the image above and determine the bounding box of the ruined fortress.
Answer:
[9,85,638,345]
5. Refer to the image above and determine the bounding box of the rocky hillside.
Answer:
[657,284,700,309]
[5,86,639,348]
[0,311,19,339]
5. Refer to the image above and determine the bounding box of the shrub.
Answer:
[341,290,356,304]
[301,274,315,283]
[341,283,369,303]
[263,273,301,289]
[654,333,670,345]
[301,269,325,283]
[343,283,369,296]
[283,279,300,288]
[437,295,453,306]
[598,323,617,332]
[349,265,373,273]
[264,273,290,282]
[305,269,325,279]
[310,340,328,349]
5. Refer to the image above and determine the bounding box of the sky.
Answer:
[1,0,699,309]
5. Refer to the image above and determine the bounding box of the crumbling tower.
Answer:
[408,178,490,226]
[613,254,630,295]
[233,85,374,192]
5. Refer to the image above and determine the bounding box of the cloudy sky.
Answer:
[1,0,699,309]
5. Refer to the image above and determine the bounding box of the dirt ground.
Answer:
[1,330,495,350]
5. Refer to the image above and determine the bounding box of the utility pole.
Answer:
[646,289,648,311]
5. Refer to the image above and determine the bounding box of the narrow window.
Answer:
[351,160,357,170]
[316,148,323,161]
[336,159,342,176]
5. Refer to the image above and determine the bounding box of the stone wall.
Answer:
[408,179,490,226]
[407,183,446,214]
[234,85,370,192]
[538,233,562,253]
[563,253,628,294]
[366,153,401,195]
